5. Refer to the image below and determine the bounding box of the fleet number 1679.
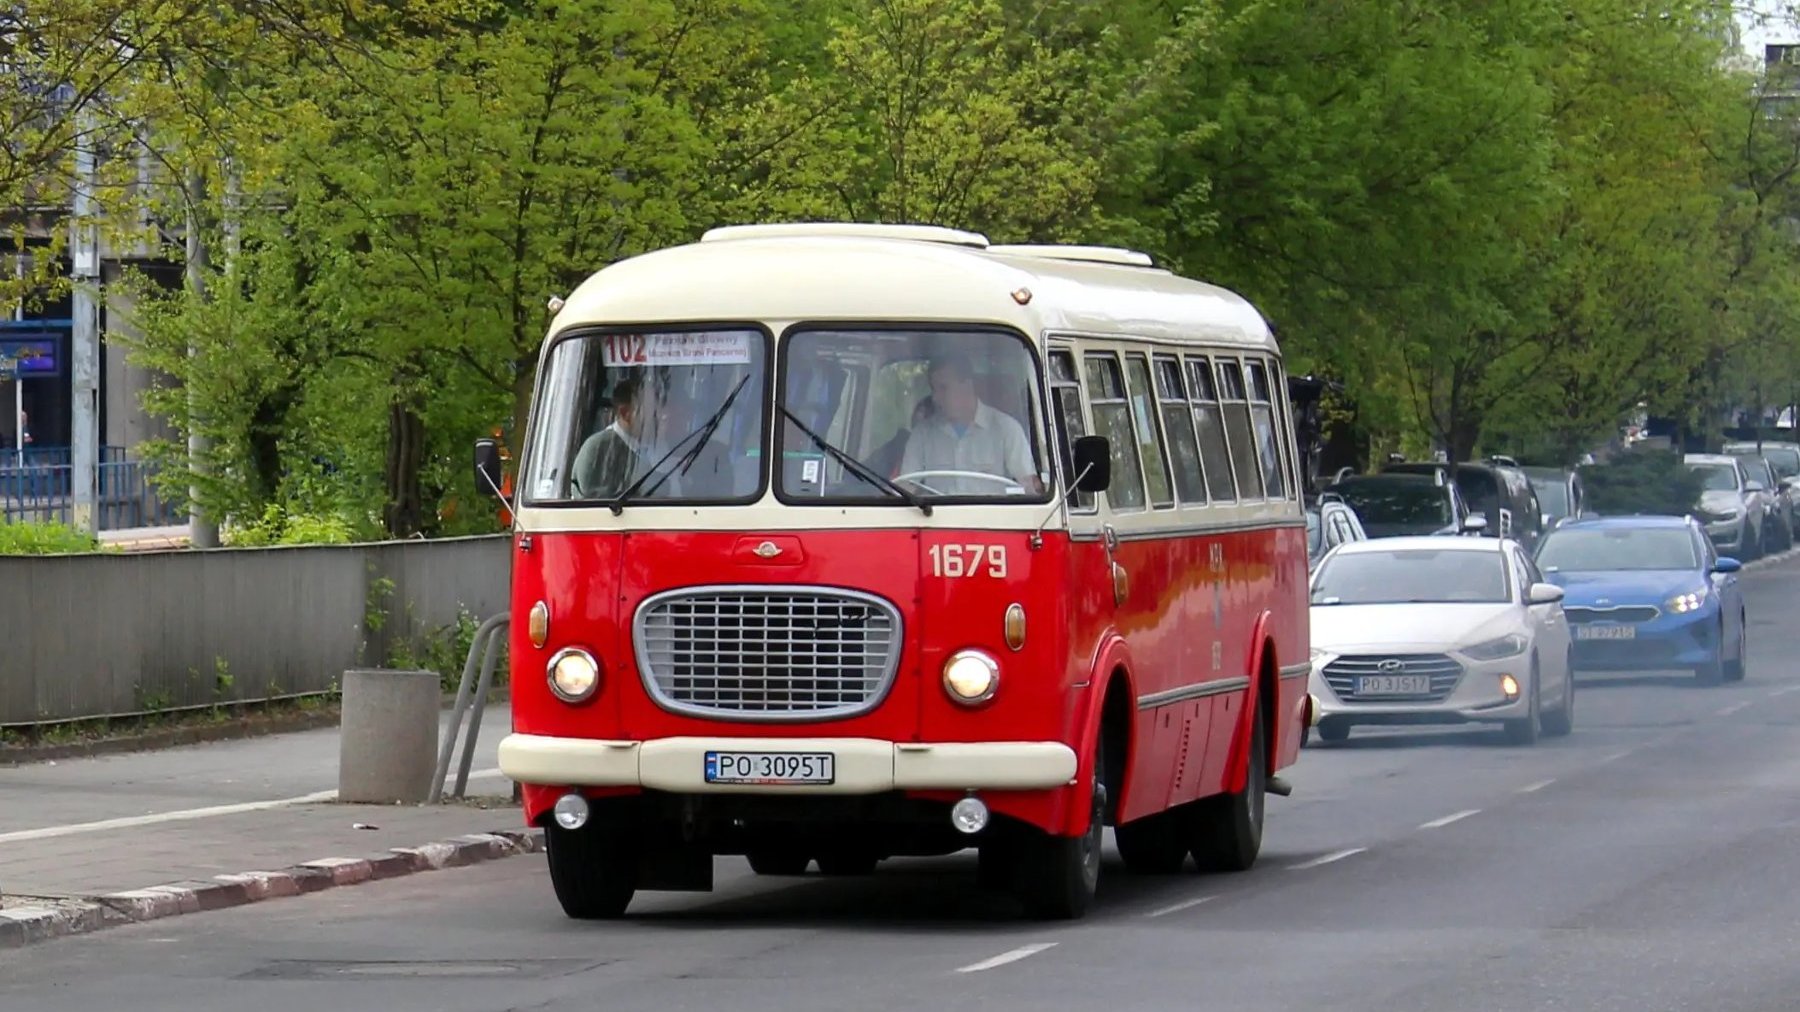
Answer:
[929,543,1009,578]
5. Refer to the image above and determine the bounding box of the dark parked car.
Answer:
[1323,472,1482,539]
[1520,465,1588,529]
[1383,458,1546,551]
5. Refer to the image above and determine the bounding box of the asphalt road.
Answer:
[7,559,1800,1012]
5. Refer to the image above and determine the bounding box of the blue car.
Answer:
[1533,516,1745,685]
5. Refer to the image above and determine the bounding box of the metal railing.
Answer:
[431,613,511,803]
[0,446,181,530]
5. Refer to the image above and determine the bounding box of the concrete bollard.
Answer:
[339,669,440,804]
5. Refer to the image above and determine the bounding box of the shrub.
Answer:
[224,504,358,546]
[1580,449,1705,517]
[0,520,100,555]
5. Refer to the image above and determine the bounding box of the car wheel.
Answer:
[1012,731,1105,919]
[1503,659,1541,746]
[1724,609,1747,682]
[545,820,637,920]
[1696,619,1725,686]
[1541,657,1574,737]
[746,850,810,876]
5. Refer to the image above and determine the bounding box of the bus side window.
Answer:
[1084,352,1148,511]
[1153,355,1207,504]
[1267,359,1302,501]
[1245,360,1287,500]
[1124,353,1175,508]
[1185,356,1237,503]
[1047,350,1095,512]
[1216,358,1265,500]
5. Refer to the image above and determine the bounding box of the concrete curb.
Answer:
[1741,545,1800,573]
[0,827,542,950]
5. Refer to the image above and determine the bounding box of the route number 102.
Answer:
[929,544,1009,578]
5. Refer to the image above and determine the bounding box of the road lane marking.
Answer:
[956,943,1058,973]
[1518,778,1556,794]
[1145,895,1217,918]
[1716,701,1751,716]
[1288,847,1366,870]
[1418,809,1480,830]
[1770,684,1800,697]
[0,767,505,845]
[1599,750,1634,764]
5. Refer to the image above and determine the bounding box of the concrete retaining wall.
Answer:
[0,535,510,725]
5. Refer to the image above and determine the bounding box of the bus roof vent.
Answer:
[700,222,990,248]
[987,244,1157,268]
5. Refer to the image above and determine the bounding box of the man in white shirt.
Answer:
[898,353,1042,496]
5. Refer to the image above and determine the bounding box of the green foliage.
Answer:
[25,0,1800,513]
[1580,450,1708,518]
[388,608,504,693]
[0,521,100,555]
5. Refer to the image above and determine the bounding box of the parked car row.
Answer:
[1304,509,1747,747]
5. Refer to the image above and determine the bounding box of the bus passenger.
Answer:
[899,354,1041,494]
[571,374,656,499]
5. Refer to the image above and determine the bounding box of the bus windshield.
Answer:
[777,329,1051,503]
[523,329,768,504]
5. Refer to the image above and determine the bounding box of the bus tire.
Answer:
[1187,696,1266,873]
[746,850,810,876]
[816,851,879,876]
[1013,736,1106,919]
[1115,810,1187,874]
[545,821,636,920]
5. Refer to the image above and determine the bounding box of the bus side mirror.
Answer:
[1073,435,1112,493]
[475,438,504,498]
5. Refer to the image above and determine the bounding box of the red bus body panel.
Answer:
[510,519,1307,836]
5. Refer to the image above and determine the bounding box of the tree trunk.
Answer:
[383,384,426,538]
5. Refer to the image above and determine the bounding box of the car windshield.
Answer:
[1329,479,1450,529]
[1728,453,1771,486]
[1690,463,1738,492]
[1536,527,1699,572]
[523,329,767,504]
[1763,447,1800,478]
[1312,549,1509,605]
[1530,476,1569,517]
[777,329,1050,502]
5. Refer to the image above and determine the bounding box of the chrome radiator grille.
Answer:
[1322,654,1463,703]
[634,587,902,720]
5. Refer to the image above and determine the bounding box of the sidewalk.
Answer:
[0,707,531,947]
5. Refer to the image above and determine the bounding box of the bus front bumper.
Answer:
[497,734,1079,794]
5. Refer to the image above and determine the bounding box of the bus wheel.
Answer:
[1187,698,1266,873]
[1116,810,1187,874]
[816,850,879,876]
[746,850,810,876]
[1014,737,1106,919]
[545,820,636,919]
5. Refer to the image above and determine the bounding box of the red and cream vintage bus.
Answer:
[481,223,1311,920]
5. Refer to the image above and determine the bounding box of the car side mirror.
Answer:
[1072,435,1112,493]
[1527,582,1564,606]
[1461,514,1489,534]
[474,438,504,498]
[1712,557,1742,574]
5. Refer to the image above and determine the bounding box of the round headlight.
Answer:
[943,650,999,705]
[548,648,600,703]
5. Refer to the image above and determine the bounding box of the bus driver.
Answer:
[898,353,1042,495]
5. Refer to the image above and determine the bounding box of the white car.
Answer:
[1306,536,1575,746]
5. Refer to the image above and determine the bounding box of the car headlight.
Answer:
[547,647,601,703]
[943,649,999,705]
[1461,633,1529,661]
[1666,590,1707,614]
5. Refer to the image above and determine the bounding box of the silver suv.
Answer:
[1685,453,1768,558]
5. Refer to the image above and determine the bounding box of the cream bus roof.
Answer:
[551,226,1276,353]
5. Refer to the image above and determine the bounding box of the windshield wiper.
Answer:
[776,404,932,516]
[604,374,751,515]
